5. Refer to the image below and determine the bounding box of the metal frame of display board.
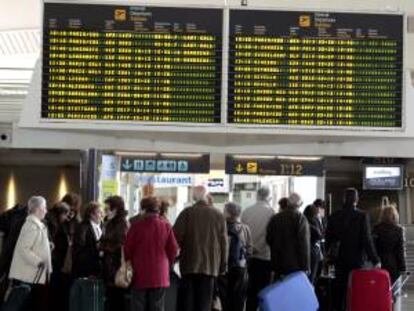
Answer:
[19,0,407,135]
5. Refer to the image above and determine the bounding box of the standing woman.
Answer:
[61,193,82,236]
[124,197,178,311]
[45,202,71,311]
[303,204,324,284]
[373,205,406,284]
[72,202,103,279]
[101,196,129,311]
[60,193,82,274]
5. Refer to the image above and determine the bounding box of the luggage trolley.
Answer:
[391,272,411,311]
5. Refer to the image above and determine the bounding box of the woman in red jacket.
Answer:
[124,197,179,311]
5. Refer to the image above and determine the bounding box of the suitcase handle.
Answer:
[391,271,411,297]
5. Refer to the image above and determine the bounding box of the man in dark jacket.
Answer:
[0,204,28,302]
[0,204,28,276]
[325,188,380,311]
[174,186,228,311]
[266,193,310,280]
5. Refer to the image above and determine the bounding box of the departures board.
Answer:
[228,10,403,127]
[42,3,223,123]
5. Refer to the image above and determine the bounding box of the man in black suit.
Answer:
[313,199,327,237]
[325,188,379,311]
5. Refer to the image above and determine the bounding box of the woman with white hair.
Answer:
[5,196,52,310]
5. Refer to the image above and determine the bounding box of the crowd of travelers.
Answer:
[0,185,407,311]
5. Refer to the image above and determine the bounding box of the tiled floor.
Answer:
[399,292,414,311]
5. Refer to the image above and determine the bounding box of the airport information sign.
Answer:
[42,3,223,123]
[228,10,403,127]
[225,155,324,176]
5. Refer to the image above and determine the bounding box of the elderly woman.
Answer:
[373,205,406,284]
[45,202,71,311]
[125,197,178,311]
[8,196,52,310]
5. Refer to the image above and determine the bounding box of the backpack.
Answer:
[227,223,247,269]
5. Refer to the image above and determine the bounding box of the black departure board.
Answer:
[42,3,222,123]
[228,10,403,128]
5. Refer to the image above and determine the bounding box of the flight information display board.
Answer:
[228,10,403,128]
[42,3,223,123]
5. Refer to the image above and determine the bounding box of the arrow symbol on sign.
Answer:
[122,159,133,170]
[236,163,244,173]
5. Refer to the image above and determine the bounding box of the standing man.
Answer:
[8,196,52,311]
[325,188,380,311]
[266,193,310,280]
[174,186,228,311]
[241,186,275,311]
[313,199,327,237]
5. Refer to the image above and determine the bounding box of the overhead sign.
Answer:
[42,3,223,123]
[136,174,193,187]
[120,154,210,173]
[363,165,404,190]
[194,170,230,193]
[228,10,403,128]
[225,155,324,176]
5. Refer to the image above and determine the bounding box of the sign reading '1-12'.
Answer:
[228,10,403,127]
[42,3,223,123]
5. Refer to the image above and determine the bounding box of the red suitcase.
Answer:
[346,269,392,311]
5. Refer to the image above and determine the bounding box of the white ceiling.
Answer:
[0,0,41,31]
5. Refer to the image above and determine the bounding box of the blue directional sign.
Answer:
[178,161,189,172]
[133,160,144,171]
[145,160,156,171]
[121,159,133,171]
[120,154,210,173]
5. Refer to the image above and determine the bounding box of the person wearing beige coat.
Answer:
[9,196,52,285]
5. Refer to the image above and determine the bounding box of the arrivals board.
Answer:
[42,3,223,123]
[228,10,403,128]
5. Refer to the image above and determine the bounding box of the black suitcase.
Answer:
[0,282,31,311]
[69,278,105,311]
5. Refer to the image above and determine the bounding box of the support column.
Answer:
[80,149,99,203]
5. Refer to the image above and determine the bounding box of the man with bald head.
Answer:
[174,186,228,311]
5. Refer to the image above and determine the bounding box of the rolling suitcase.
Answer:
[0,282,31,311]
[346,269,392,311]
[0,266,44,311]
[258,272,319,311]
[69,278,104,311]
[391,272,410,311]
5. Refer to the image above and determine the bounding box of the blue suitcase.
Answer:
[259,272,319,311]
